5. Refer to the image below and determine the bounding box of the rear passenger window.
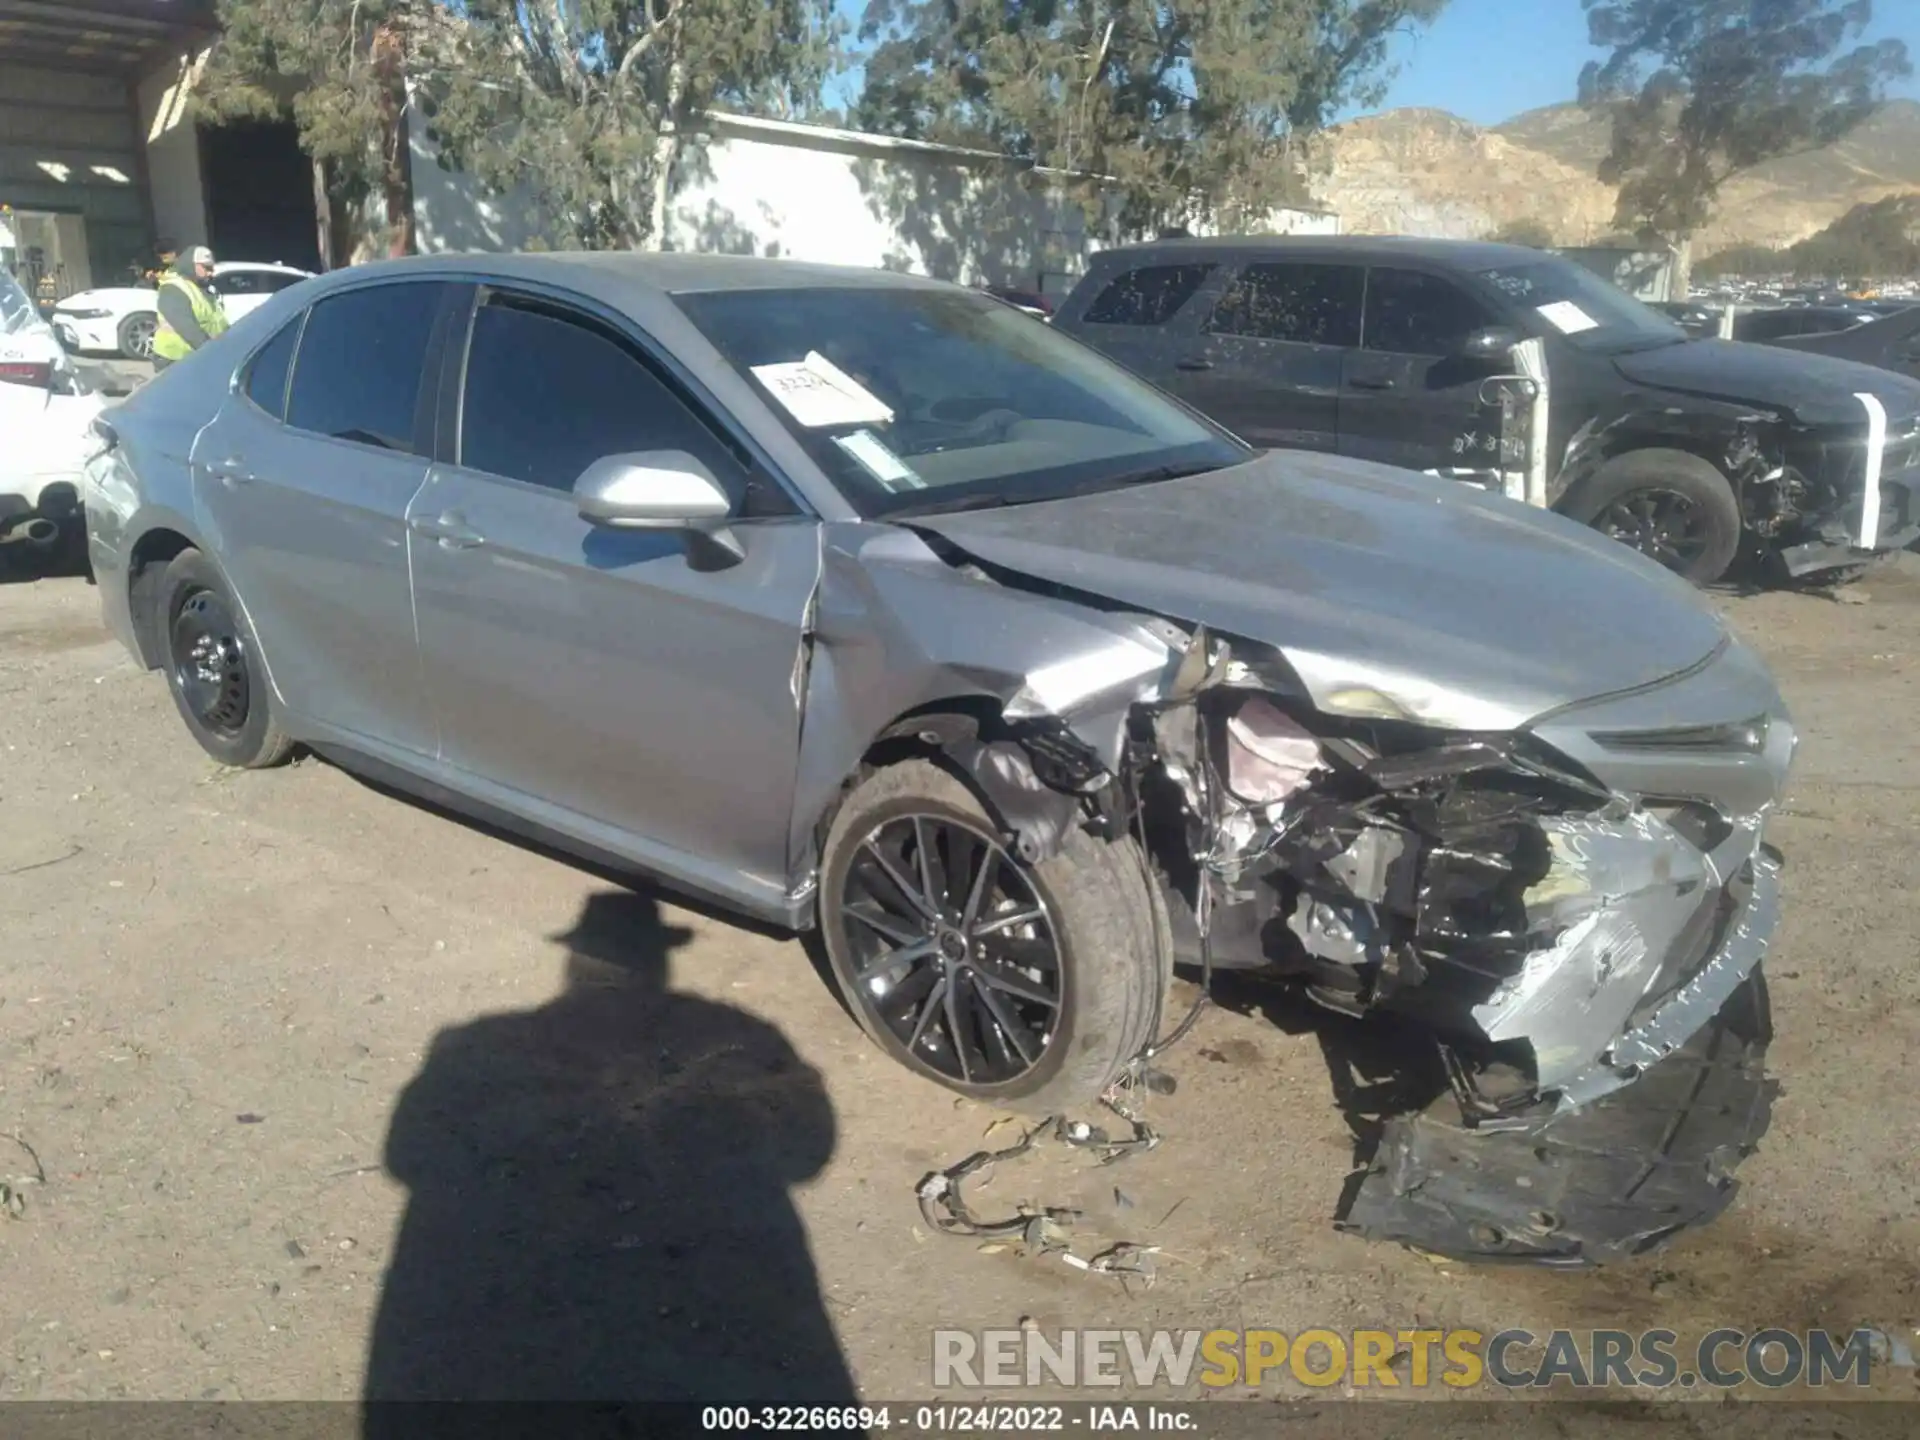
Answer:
[1363,268,1495,355]
[285,282,446,453]
[459,296,739,493]
[242,314,300,421]
[1081,264,1215,326]
[1205,263,1363,346]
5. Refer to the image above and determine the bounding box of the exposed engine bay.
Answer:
[911,617,1783,1266]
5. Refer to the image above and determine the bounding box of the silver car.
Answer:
[82,253,1794,1264]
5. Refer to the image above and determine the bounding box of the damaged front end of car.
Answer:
[892,612,1793,1267]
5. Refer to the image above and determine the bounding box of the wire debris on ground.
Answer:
[914,1041,1199,1286]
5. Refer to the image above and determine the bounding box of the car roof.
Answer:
[1090,234,1554,270]
[304,250,954,303]
[216,261,310,274]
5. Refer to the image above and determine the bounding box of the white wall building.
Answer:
[413,111,1341,295]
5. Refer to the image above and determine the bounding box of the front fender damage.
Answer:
[805,527,1780,1264]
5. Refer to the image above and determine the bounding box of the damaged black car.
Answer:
[1054,235,1920,586]
[88,252,1795,1268]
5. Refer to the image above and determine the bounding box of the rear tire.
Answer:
[117,312,156,361]
[155,548,295,769]
[1562,448,1743,585]
[818,758,1169,1114]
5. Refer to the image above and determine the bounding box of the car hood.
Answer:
[1611,338,1920,425]
[907,451,1730,732]
[55,287,154,312]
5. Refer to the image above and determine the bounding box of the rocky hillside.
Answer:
[1306,98,1920,255]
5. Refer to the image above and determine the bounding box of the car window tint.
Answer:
[1080,264,1214,326]
[459,296,738,493]
[242,314,301,421]
[215,272,257,296]
[1206,263,1363,346]
[1363,268,1495,354]
[285,282,445,452]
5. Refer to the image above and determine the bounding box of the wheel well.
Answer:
[807,696,1011,859]
[127,528,195,669]
[1559,440,1734,513]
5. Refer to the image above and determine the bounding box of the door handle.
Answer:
[1348,376,1397,391]
[1175,357,1214,372]
[409,510,485,550]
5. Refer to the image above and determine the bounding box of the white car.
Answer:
[1,268,106,555]
[50,261,314,360]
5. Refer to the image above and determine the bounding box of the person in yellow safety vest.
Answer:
[151,245,229,369]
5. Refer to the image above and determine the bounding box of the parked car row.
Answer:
[50,261,314,360]
[1050,236,1920,586]
[0,266,104,559]
[77,247,1814,1266]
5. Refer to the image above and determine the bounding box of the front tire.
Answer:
[1562,448,1743,585]
[156,549,295,769]
[818,758,1169,1114]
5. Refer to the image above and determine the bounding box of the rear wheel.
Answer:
[818,758,1169,1113]
[1562,449,1743,585]
[156,549,294,769]
[117,312,156,361]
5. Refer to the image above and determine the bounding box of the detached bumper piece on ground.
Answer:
[1340,971,1776,1265]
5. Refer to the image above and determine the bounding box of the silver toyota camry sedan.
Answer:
[82,252,1794,1264]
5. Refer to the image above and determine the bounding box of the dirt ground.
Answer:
[2,542,1919,1409]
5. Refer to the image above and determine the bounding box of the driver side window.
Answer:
[1363,268,1497,356]
[458,294,747,498]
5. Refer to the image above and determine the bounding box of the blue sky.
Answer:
[828,0,1920,125]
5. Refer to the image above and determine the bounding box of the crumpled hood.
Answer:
[909,451,1728,731]
[1612,339,1920,426]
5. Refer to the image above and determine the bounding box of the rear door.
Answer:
[1169,261,1363,451]
[407,285,820,891]
[1340,265,1507,472]
[189,280,462,755]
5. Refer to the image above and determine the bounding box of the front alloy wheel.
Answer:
[818,758,1169,1113]
[840,814,1062,1086]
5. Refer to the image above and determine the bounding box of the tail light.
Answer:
[0,360,51,390]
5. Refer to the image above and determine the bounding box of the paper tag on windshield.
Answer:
[751,350,894,428]
[834,429,924,490]
[1535,300,1599,335]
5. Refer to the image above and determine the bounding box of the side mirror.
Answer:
[572,450,744,570]
[574,450,732,528]
[1457,325,1524,361]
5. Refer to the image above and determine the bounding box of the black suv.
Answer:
[1054,236,1920,585]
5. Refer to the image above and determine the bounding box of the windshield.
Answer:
[0,268,38,336]
[675,285,1248,518]
[1476,258,1688,354]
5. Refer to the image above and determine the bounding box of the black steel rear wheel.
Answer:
[155,548,295,768]
[170,586,252,738]
[818,757,1170,1112]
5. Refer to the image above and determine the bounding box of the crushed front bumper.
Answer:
[1338,852,1779,1266]
[1781,428,1920,576]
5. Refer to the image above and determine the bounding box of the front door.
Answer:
[408,287,821,895]
[1340,266,1514,474]
[1168,261,1363,452]
[189,280,459,754]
